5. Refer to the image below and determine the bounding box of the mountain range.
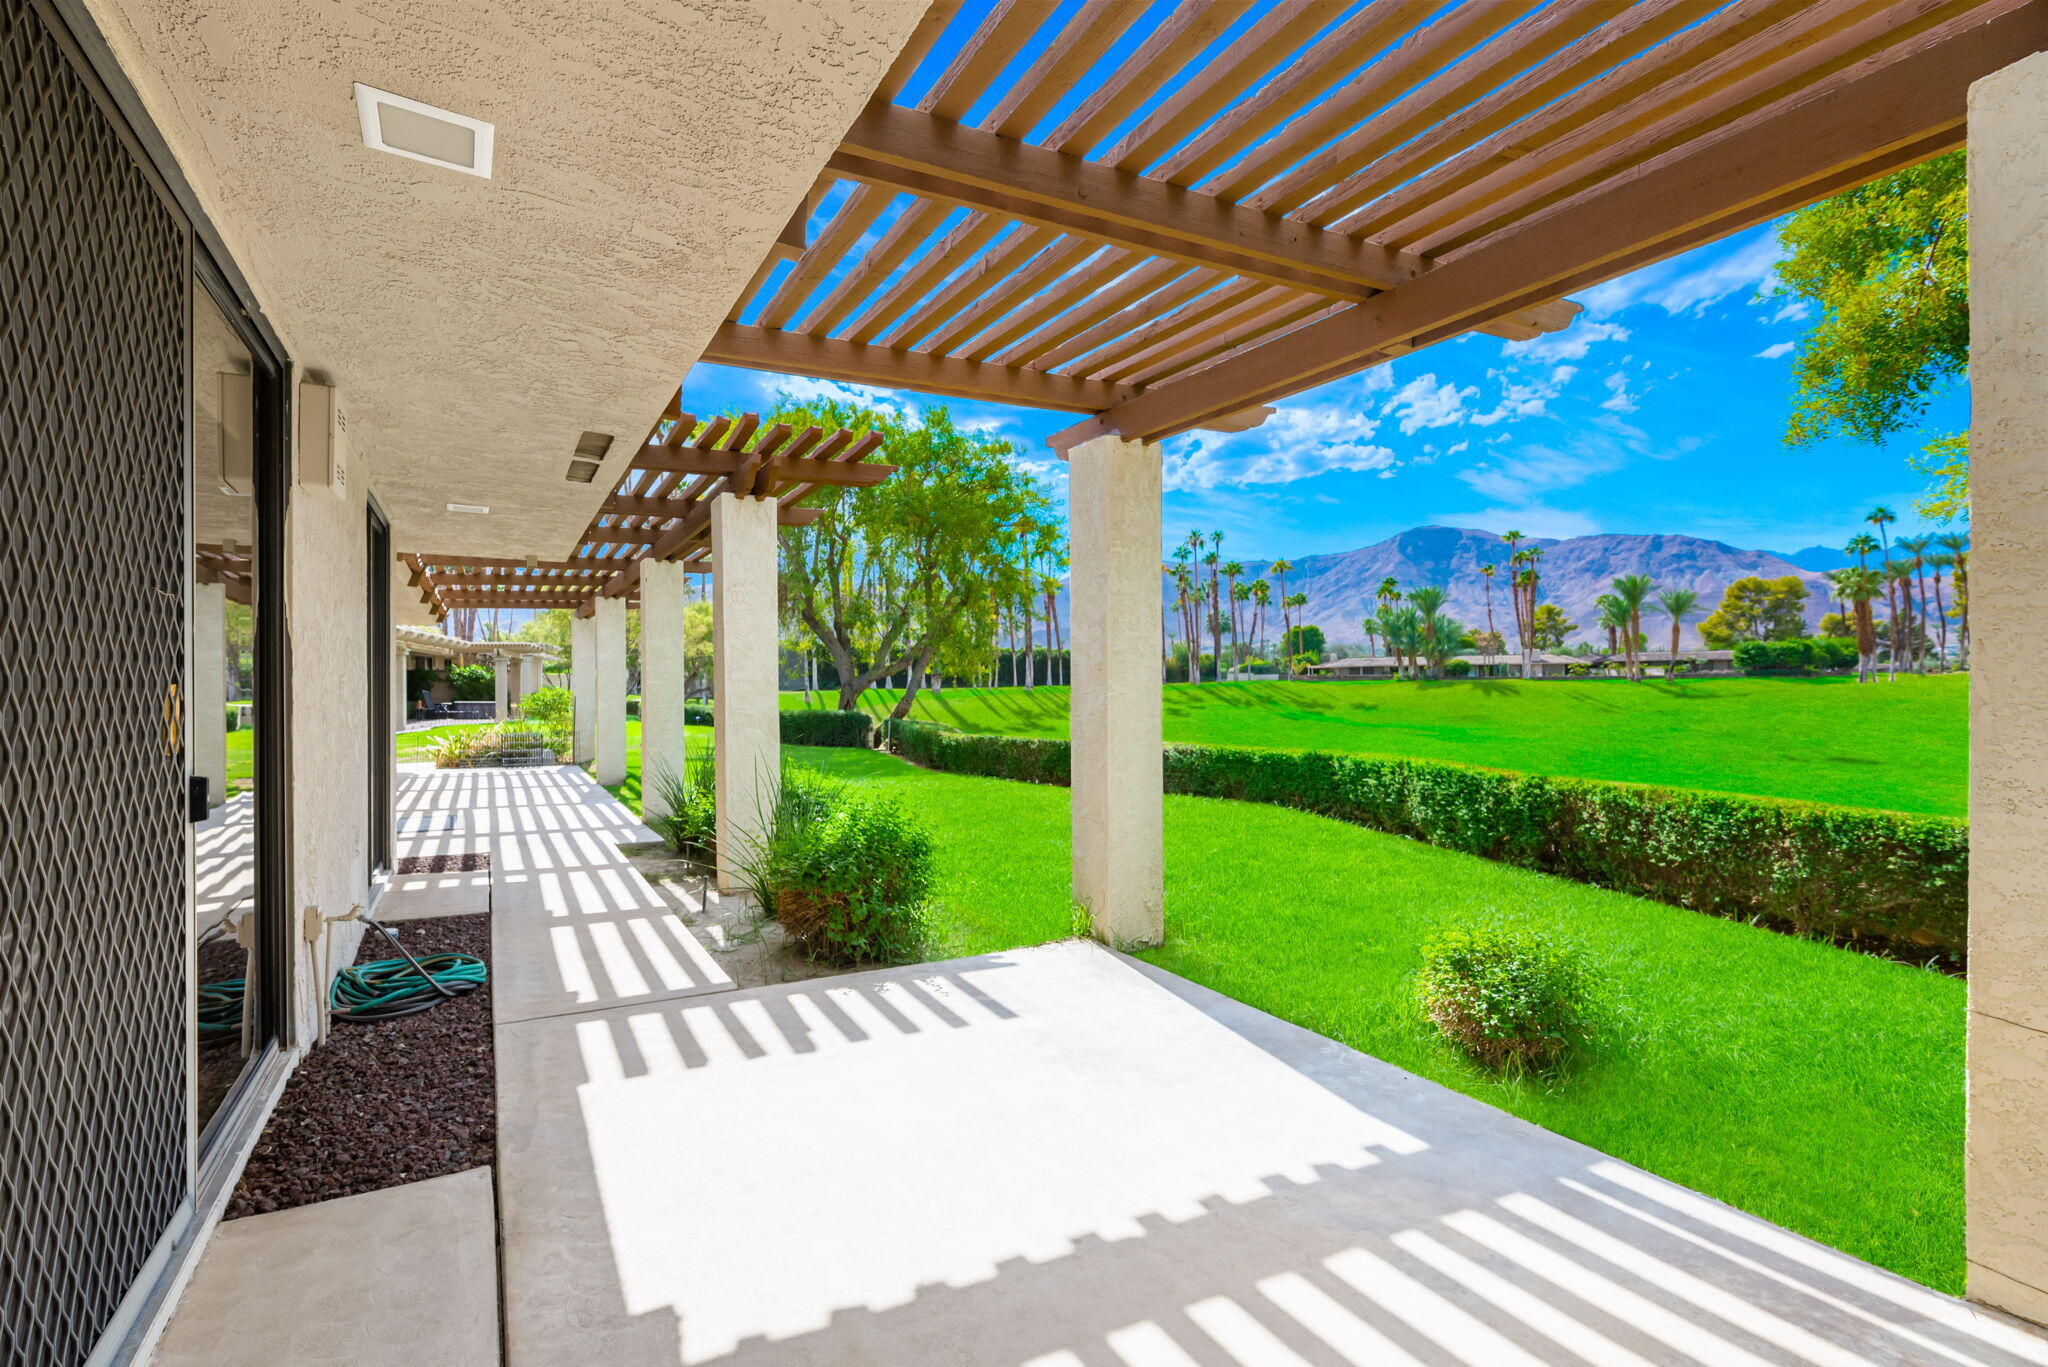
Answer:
[1146,526,1837,650]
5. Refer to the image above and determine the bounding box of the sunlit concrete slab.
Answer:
[192,793,254,933]
[376,871,492,922]
[391,767,732,1024]
[495,940,2048,1367]
[153,1168,497,1367]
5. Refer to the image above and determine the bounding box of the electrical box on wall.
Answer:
[298,380,351,497]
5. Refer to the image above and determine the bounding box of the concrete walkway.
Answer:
[493,929,2048,1367]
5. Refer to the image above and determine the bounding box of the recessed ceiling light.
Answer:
[447,502,490,515]
[355,84,494,178]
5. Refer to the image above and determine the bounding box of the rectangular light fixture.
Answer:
[446,502,490,515]
[355,84,494,178]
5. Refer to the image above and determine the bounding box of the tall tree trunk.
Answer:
[1932,575,1950,668]
[890,643,938,720]
[1021,593,1034,692]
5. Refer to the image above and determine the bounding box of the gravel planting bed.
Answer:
[395,852,490,874]
[226,914,494,1218]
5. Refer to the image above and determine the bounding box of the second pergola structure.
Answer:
[409,409,893,886]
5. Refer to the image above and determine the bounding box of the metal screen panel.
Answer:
[0,2,192,1362]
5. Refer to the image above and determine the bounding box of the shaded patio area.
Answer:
[164,766,2048,1367]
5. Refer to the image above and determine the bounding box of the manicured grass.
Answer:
[790,674,1967,815]
[598,729,1964,1289]
[793,745,1963,1293]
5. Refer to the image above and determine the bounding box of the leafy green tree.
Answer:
[1698,576,1810,647]
[1408,585,1449,678]
[1530,603,1573,651]
[1772,152,1967,519]
[1282,623,1325,660]
[773,398,1053,715]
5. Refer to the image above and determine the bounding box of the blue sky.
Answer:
[689,218,1966,562]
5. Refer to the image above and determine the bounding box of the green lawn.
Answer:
[791,745,1965,1294]
[602,728,1964,1292]
[789,674,1967,815]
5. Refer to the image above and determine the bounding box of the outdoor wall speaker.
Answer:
[298,380,352,498]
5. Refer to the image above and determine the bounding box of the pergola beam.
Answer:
[613,453,896,488]
[828,101,1575,340]
[1053,4,2035,446]
[702,322,1138,413]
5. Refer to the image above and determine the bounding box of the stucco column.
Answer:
[640,559,688,823]
[192,579,228,806]
[493,653,510,720]
[711,493,780,889]
[571,610,596,765]
[1068,433,1163,947]
[1968,51,2048,1329]
[593,596,628,787]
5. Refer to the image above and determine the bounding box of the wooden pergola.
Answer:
[693,0,2039,447]
[408,408,892,618]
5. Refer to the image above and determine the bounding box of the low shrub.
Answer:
[649,752,717,863]
[1444,659,1472,678]
[686,703,714,727]
[1415,925,1601,1072]
[520,685,573,730]
[737,765,934,965]
[887,720,1968,956]
[780,709,875,748]
[447,663,495,701]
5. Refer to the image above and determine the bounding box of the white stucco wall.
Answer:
[711,495,780,889]
[1067,434,1164,948]
[640,559,689,823]
[1967,48,2048,1329]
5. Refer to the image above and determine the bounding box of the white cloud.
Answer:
[1770,300,1811,323]
[1755,340,1796,359]
[1499,319,1630,362]
[1383,375,1477,434]
[1582,234,1786,318]
[1162,402,1396,492]
[753,372,920,427]
[1456,441,1628,504]
[1468,366,1574,427]
[1430,501,1603,540]
[1600,371,1639,413]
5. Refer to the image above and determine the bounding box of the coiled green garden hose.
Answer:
[194,916,486,1035]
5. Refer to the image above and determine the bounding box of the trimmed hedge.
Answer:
[781,709,875,748]
[1734,637,1859,674]
[887,719,1967,956]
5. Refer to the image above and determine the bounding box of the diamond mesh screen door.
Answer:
[0,1,194,1362]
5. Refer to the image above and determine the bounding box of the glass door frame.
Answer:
[191,249,293,1175]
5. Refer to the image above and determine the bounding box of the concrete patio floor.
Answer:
[496,931,2048,1367]
[167,764,2048,1367]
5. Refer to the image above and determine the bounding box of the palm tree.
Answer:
[1419,612,1473,678]
[1042,574,1064,686]
[1595,594,1626,657]
[1937,531,1969,667]
[1924,553,1952,669]
[1866,507,1898,677]
[1269,559,1294,674]
[1205,532,1225,679]
[1831,567,1884,682]
[1846,532,1879,572]
[1511,544,1545,679]
[1249,578,1271,664]
[1283,592,1309,675]
[1897,535,1932,672]
[1479,563,1498,652]
[1361,611,1378,657]
[1379,605,1422,680]
[1222,560,1244,665]
[1611,574,1655,681]
[1408,586,1448,678]
[1655,588,1701,673]
[1883,559,1916,679]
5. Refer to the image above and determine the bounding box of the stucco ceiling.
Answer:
[83,0,925,558]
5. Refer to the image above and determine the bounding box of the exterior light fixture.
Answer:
[354,84,494,178]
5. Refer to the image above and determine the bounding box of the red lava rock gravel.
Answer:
[226,913,494,1218]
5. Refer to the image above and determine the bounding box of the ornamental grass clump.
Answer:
[650,753,717,864]
[742,766,935,966]
[1414,925,1600,1074]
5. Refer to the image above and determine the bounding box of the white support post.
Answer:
[640,560,688,823]
[192,579,228,807]
[493,653,510,721]
[1967,50,2048,1329]
[593,597,628,787]
[571,610,596,766]
[1068,433,1163,947]
[711,493,780,890]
